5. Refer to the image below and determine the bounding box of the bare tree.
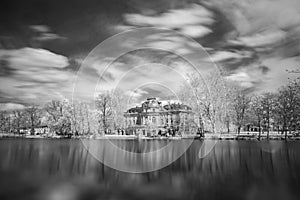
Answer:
[45,100,63,122]
[111,89,127,130]
[26,104,40,135]
[250,95,263,139]
[84,103,91,134]
[68,101,79,135]
[0,111,11,133]
[260,93,276,139]
[179,71,227,134]
[12,110,24,135]
[276,81,300,139]
[95,92,113,135]
[232,87,251,135]
[45,100,72,136]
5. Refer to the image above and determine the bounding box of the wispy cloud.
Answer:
[0,48,69,69]
[199,0,300,90]
[206,50,254,63]
[1,0,300,108]
[118,4,215,38]
[234,29,287,48]
[30,25,51,33]
[0,48,74,105]
[0,103,25,111]
[30,24,66,41]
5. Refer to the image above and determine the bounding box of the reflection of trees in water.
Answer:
[1,140,299,178]
[1,140,300,200]
[108,140,171,153]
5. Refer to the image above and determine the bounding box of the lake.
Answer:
[0,139,300,200]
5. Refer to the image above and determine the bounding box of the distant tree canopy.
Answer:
[0,74,299,139]
[178,71,300,137]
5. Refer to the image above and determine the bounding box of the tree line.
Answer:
[0,90,126,137]
[179,71,300,139]
[0,73,299,139]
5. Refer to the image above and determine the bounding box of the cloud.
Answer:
[202,0,300,62]
[30,25,51,33]
[29,24,66,41]
[0,47,69,70]
[0,47,74,105]
[0,103,25,111]
[87,47,199,105]
[258,56,300,92]
[237,29,287,48]
[207,50,253,62]
[125,88,148,98]
[124,4,213,27]
[210,0,300,34]
[210,0,300,51]
[225,61,274,89]
[226,71,254,88]
[180,25,212,38]
[223,55,300,93]
[195,0,300,93]
[141,32,208,56]
[120,4,214,38]
[36,33,66,41]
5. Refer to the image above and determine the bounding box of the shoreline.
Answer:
[1,133,300,140]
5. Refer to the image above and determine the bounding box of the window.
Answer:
[152,117,156,124]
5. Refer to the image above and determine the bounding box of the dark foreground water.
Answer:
[0,139,300,200]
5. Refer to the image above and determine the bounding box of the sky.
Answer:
[0,0,300,110]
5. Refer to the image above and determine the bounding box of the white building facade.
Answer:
[124,97,200,136]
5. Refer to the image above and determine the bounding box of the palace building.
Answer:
[124,97,200,136]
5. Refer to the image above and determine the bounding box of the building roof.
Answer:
[125,97,192,114]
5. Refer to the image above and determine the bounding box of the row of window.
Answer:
[126,114,194,126]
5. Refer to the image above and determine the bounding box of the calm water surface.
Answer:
[0,139,300,200]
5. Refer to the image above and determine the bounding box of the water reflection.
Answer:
[0,139,300,200]
[82,139,193,173]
